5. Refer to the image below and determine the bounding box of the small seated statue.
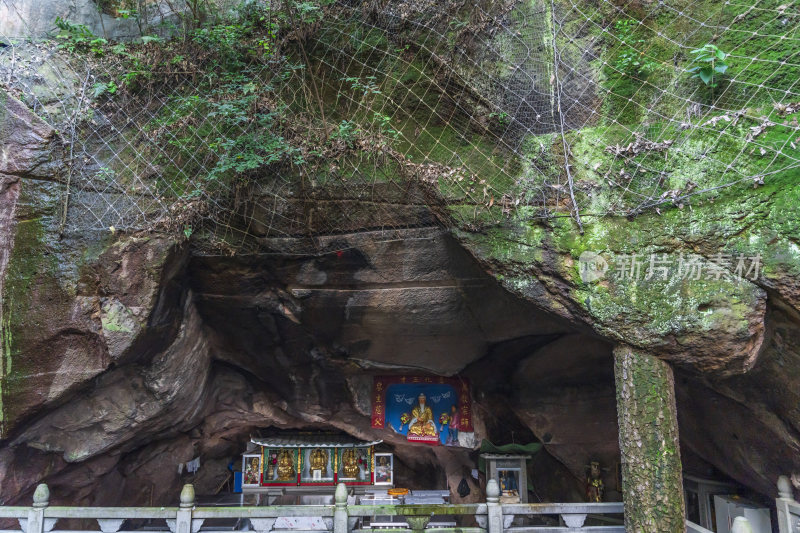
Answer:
[342,448,360,478]
[309,448,328,477]
[277,450,296,481]
[407,393,438,439]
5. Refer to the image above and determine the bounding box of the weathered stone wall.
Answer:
[0,0,236,42]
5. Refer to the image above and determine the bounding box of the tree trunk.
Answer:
[614,345,685,533]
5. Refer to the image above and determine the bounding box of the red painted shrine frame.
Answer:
[371,375,474,432]
[259,446,375,486]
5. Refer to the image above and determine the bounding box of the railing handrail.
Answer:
[43,507,179,519]
[193,505,335,519]
[0,502,625,519]
[4,480,626,533]
[501,503,624,515]
[347,504,485,517]
[685,519,714,533]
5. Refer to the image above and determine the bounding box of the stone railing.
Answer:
[0,480,625,533]
[685,520,714,533]
[777,475,800,533]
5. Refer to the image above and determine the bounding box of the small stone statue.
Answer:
[586,461,604,502]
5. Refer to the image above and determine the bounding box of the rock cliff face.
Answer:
[1,85,798,508]
[0,0,212,42]
[0,89,577,505]
[2,0,800,511]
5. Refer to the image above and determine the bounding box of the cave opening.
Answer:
[1,224,776,515]
[161,228,624,505]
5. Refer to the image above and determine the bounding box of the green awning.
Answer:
[478,439,542,473]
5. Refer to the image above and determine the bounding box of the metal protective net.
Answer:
[1,0,798,253]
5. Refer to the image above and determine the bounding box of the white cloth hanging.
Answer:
[186,457,201,474]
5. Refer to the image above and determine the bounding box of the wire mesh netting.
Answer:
[1,0,798,254]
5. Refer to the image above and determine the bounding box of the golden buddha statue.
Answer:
[407,393,438,438]
[309,448,327,477]
[341,449,359,478]
[276,450,295,481]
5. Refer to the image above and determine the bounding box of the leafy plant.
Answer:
[54,17,107,55]
[372,112,399,141]
[293,1,324,24]
[116,9,137,19]
[92,80,118,99]
[489,111,509,126]
[154,81,302,192]
[96,167,117,182]
[111,42,129,56]
[687,44,729,88]
[76,0,336,207]
[119,58,152,89]
[342,75,381,96]
[613,19,658,76]
[332,120,360,148]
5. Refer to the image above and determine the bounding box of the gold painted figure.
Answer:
[277,450,296,481]
[244,458,260,484]
[407,393,438,437]
[309,448,328,477]
[586,461,604,502]
[342,449,360,478]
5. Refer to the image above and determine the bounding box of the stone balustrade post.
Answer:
[25,484,49,533]
[485,479,502,533]
[776,475,795,533]
[175,484,195,533]
[333,483,349,533]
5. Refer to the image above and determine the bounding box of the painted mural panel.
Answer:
[371,376,473,446]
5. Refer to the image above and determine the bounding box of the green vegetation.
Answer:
[331,120,360,148]
[92,80,118,98]
[687,44,729,89]
[46,0,798,247]
[613,20,658,77]
[55,17,108,55]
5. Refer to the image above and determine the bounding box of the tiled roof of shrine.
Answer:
[251,433,383,448]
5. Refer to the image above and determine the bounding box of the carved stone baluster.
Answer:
[97,520,125,533]
[485,479,502,533]
[24,484,55,533]
[167,485,203,533]
[560,514,586,528]
[249,519,276,533]
[333,483,349,533]
[405,517,430,533]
